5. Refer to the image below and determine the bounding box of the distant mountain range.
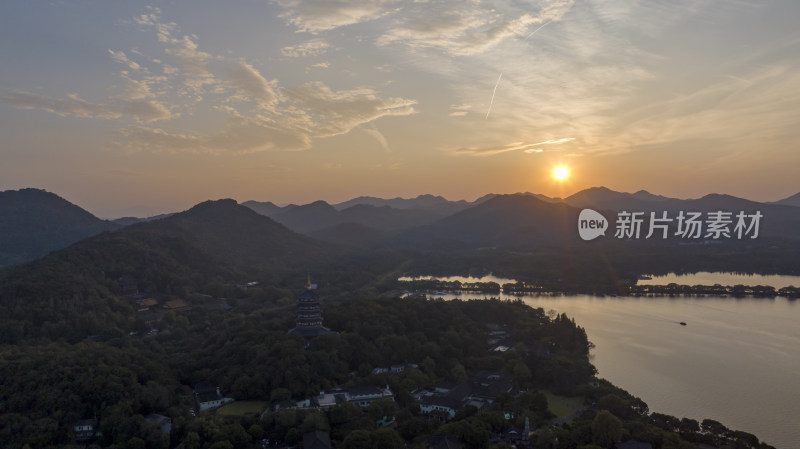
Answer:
[240,196,471,245]
[562,187,675,210]
[1,186,799,340]
[2,187,799,270]
[332,194,481,215]
[270,201,441,236]
[240,200,286,217]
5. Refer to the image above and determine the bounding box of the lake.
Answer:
[403,273,800,448]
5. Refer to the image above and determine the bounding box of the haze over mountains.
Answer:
[2,187,799,270]
[0,188,118,268]
[2,185,800,342]
[0,198,331,335]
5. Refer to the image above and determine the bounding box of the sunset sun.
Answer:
[553,165,570,181]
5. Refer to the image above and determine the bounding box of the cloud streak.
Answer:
[2,91,173,122]
[485,73,502,119]
[455,138,575,157]
[272,0,396,33]
[229,61,281,107]
[375,1,573,56]
[281,39,330,57]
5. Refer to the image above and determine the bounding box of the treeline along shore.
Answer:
[399,279,800,299]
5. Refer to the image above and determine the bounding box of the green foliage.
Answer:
[591,410,624,448]
[543,391,583,419]
[0,272,775,449]
[436,418,491,449]
[215,402,267,417]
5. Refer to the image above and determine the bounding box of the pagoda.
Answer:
[289,277,332,337]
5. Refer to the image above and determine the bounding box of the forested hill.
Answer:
[0,188,119,268]
[0,198,332,343]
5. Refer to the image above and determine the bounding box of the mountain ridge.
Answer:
[6,187,799,269]
[771,192,800,207]
[0,198,330,298]
[394,194,581,250]
[0,188,119,268]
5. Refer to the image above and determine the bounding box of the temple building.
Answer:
[289,277,332,337]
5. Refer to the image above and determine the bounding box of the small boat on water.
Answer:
[679,322,687,326]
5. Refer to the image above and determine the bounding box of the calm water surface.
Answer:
[405,274,800,448]
[523,295,800,449]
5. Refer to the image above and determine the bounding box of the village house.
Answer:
[194,382,234,411]
[295,385,394,410]
[346,385,394,408]
[163,298,192,312]
[466,370,515,403]
[138,297,158,310]
[371,363,414,375]
[73,418,99,442]
[417,370,516,422]
[296,390,346,410]
[419,395,461,421]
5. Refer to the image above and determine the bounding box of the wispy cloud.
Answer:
[132,7,219,99]
[163,35,218,97]
[281,39,330,57]
[2,91,173,122]
[449,103,472,117]
[229,61,281,108]
[108,50,143,71]
[270,0,574,57]
[3,7,418,155]
[455,138,574,157]
[362,123,391,152]
[287,82,416,138]
[271,0,396,33]
[115,115,312,154]
[376,1,573,56]
[610,63,800,155]
[114,76,415,154]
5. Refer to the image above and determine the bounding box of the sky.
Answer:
[2,1,799,218]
